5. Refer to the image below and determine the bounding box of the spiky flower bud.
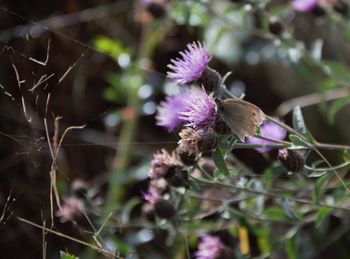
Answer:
[154,199,175,219]
[268,16,284,36]
[176,145,198,166]
[178,128,218,156]
[278,149,304,172]
[197,67,222,93]
[165,166,189,188]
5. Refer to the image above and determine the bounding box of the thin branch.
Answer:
[192,176,350,213]
[17,217,122,258]
[276,87,350,117]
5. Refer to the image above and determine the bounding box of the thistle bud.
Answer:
[176,145,198,166]
[278,149,304,172]
[178,128,218,157]
[165,166,189,188]
[268,16,284,36]
[149,149,176,179]
[154,199,175,219]
[197,67,222,93]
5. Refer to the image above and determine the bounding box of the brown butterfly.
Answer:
[216,98,265,141]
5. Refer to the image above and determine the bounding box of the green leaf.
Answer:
[289,134,308,147]
[315,207,332,227]
[93,36,129,61]
[212,148,230,177]
[281,198,301,221]
[312,174,332,202]
[285,238,297,259]
[292,106,306,132]
[323,61,350,79]
[60,251,79,259]
[292,106,315,142]
[264,207,288,221]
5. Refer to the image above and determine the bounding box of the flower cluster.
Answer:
[156,87,217,132]
[147,40,299,254]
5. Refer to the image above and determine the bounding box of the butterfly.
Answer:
[216,98,265,141]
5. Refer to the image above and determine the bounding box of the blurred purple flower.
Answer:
[142,185,160,204]
[149,149,174,179]
[180,87,217,130]
[156,92,189,132]
[246,121,287,153]
[55,197,84,223]
[194,235,223,259]
[167,41,212,84]
[292,0,318,12]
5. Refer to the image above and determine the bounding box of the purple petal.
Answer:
[292,0,318,12]
[246,121,287,153]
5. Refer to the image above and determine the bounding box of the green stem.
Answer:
[304,161,350,172]
[192,176,350,212]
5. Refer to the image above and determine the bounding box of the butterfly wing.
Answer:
[218,99,265,141]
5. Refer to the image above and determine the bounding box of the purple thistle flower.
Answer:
[142,185,160,204]
[246,121,287,153]
[180,87,217,130]
[194,235,223,259]
[167,42,212,85]
[292,0,318,12]
[156,92,189,132]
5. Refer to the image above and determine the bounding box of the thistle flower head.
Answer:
[180,87,217,130]
[167,42,212,85]
[156,92,189,132]
[142,185,160,204]
[194,235,223,259]
[149,149,175,179]
[178,127,217,155]
[246,121,287,153]
[292,0,318,12]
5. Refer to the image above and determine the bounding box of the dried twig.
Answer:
[29,38,51,66]
[18,217,122,258]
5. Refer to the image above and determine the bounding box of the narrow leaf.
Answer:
[212,148,230,177]
[312,174,332,202]
[316,207,332,227]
